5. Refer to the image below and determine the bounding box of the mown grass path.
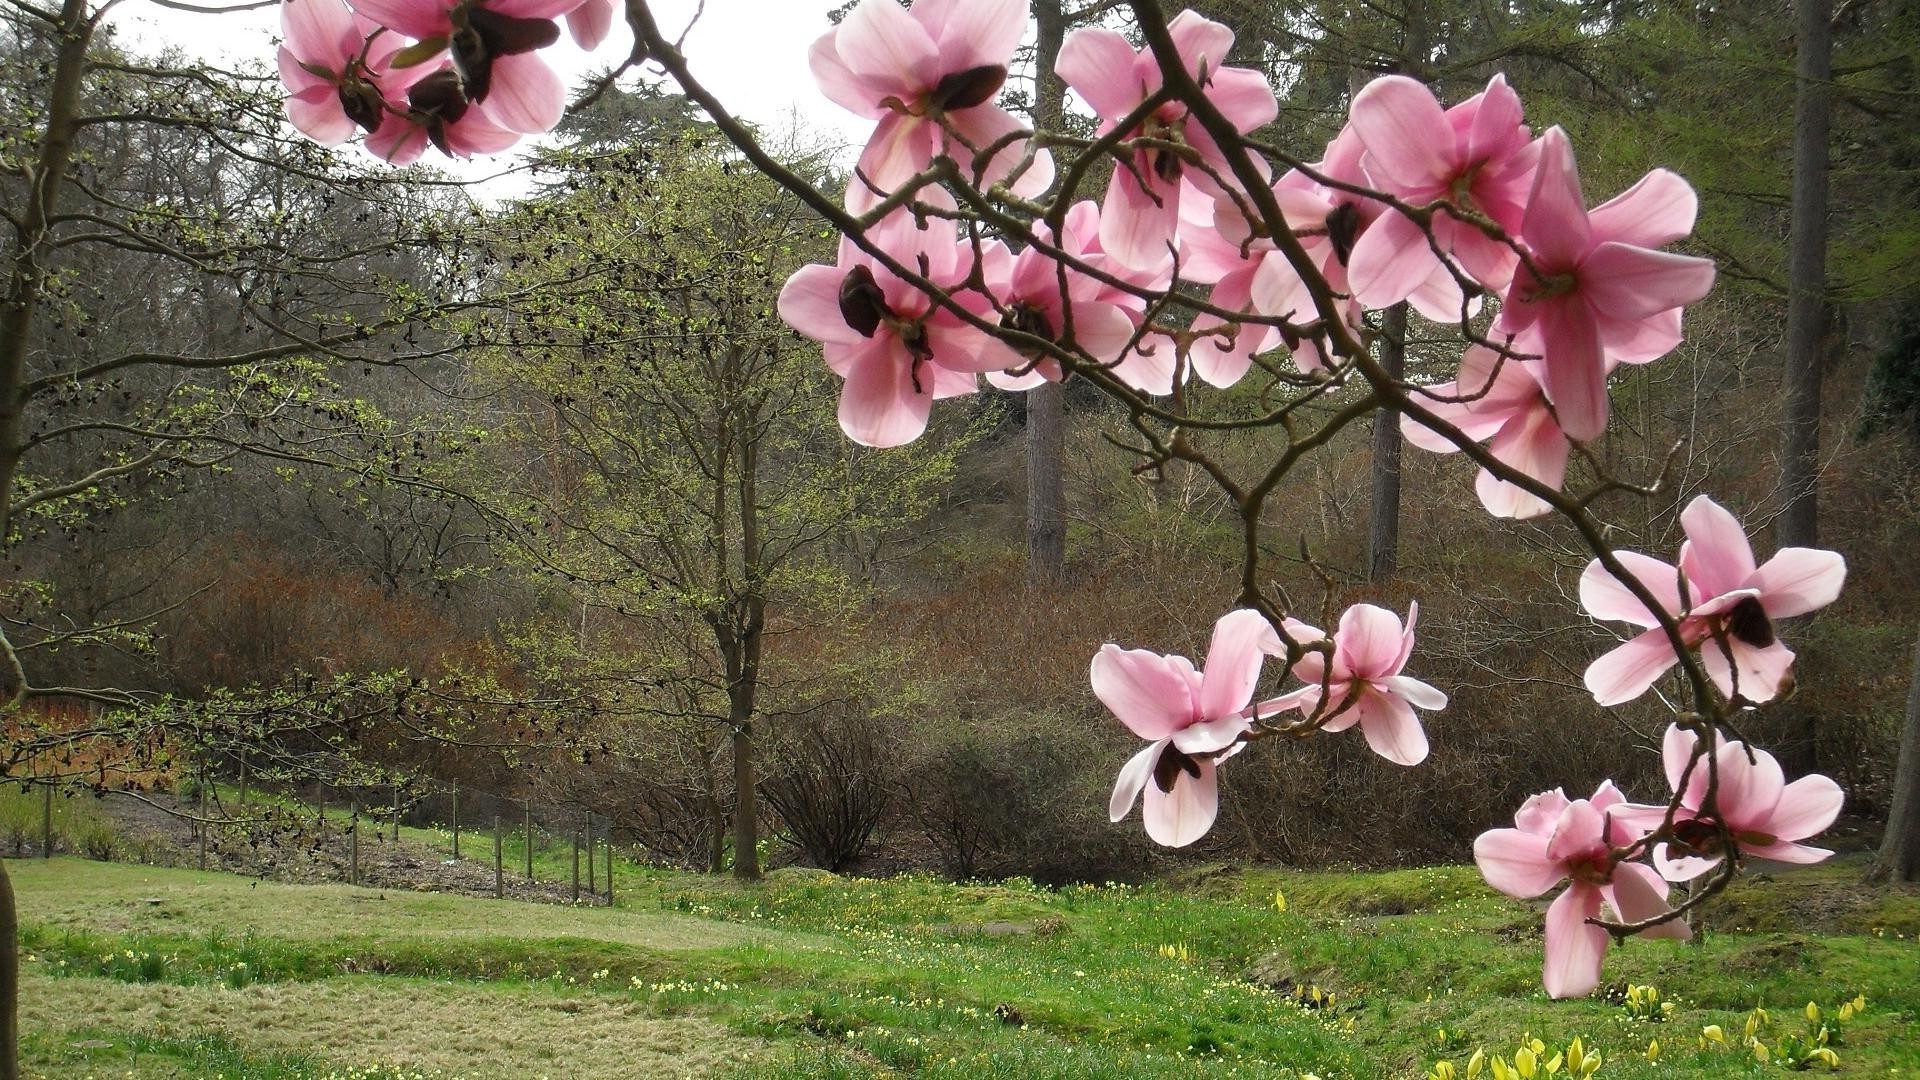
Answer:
[12,857,1918,1078]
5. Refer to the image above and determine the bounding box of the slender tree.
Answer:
[1776,0,1833,550]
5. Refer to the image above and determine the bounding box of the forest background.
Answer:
[4,0,1919,888]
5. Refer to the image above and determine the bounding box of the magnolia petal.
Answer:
[1055,27,1140,120]
[1333,604,1405,680]
[1580,551,1683,628]
[1091,644,1198,742]
[1520,128,1591,270]
[1350,75,1452,192]
[838,336,932,448]
[808,31,884,118]
[1750,547,1847,619]
[1584,627,1681,706]
[1477,406,1568,519]
[837,0,939,98]
[1662,723,1700,794]
[1543,883,1608,999]
[1766,773,1844,843]
[1580,243,1717,321]
[778,264,864,345]
[1743,838,1835,865]
[1353,690,1429,766]
[478,50,566,134]
[1205,64,1279,133]
[1610,862,1690,940]
[1589,168,1697,249]
[1167,8,1234,80]
[1384,675,1448,712]
[1536,300,1609,442]
[1712,741,1787,833]
[1141,754,1221,847]
[1654,841,1721,883]
[912,0,1025,73]
[564,0,615,50]
[342,0,448,38]
[1099,164,1180,274]
[1474,827,1562,898]
[1347,210,1443,311]
[1198,609,1279,720]
[1699,636,1795,704]
[287,92,359,145]
[1109,741,1162,822]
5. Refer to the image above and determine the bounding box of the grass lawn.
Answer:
[10,855,1918,1078]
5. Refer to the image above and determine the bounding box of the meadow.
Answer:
[13,851,1917,1079]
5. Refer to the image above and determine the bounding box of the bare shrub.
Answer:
[763,707,894,872]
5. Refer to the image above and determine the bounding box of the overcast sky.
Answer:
[110,0,874,191]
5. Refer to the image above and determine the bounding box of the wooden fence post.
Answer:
[603,817,614,906]
[571,827,580,903]
[40,784,52,858]
[524,801,533,879]
[493,816,503,899]
[585,812,596,898]
[451,784,460,860]
[391,785,401,843]
[349,801,360,886]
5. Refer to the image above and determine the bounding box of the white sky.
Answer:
[109,0,873,193]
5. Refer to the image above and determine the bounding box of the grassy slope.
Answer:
[11,856,1918,1079]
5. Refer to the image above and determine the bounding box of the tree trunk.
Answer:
[1868,627,1920,883]
[0,7,96,1075]
[730,721,757,879]
[1024,0,1070,587]
[1776,0,1832,550]
[1368,302,1408,582]
[0,858,13,1080]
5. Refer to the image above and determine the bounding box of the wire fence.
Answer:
[7,772,632,907]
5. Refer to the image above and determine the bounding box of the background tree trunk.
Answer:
[1868,627,1920,883]
[1368,302,1408,582]
[1776,0,1832,550]
[1024,0,1069,587]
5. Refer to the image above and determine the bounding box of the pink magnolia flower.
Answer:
[1651,724,1844,881]
[1475,781,1688,999]
[980,202,1143,392]
[1256,602,1446,766]
[777,211,1011,448]
[1498,128,1716,441]
[1581,495,1846,706]
[1401,345,1567,520]
[345,0,577,134]
[279,0,406,145]
[810,0,1052,208]
[363,66,519,163]
[1346,75,1539,317]
[1100,608,1277,847]
[1057,9,1278,270]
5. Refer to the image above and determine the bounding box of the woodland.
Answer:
[1,0,1919,1075]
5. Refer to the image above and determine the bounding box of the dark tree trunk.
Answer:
[730,720,756,879]
[1024,0,1069,587]
[1868,627,1920,883]
[1368,302,1408,581]
[1777,0,1832,550]
[0,6,95,1075]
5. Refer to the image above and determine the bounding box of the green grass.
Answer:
[9,856,1918,1078]
[0,784,119,859]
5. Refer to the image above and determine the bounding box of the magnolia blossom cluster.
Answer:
[273,0,1853,1001]
[1475,724,1842,998]
[1097,605,1446,847]
[277,0,610,163]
